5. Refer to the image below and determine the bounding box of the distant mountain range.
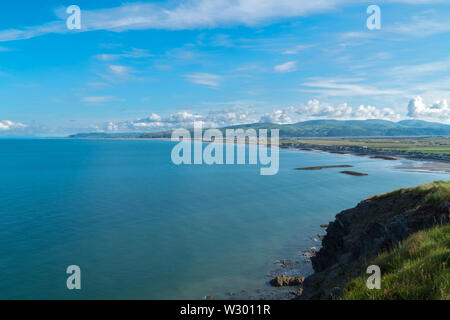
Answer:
[69,119,450,138]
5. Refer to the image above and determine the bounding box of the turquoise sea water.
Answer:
[0,139,448,299]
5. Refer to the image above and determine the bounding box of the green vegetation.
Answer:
[371,180,450,204]
[341,224,450,300]
[68,119,450,155]
[69,119,450,139]
[281,137,450,155]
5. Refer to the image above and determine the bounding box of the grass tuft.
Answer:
[341,225,450,300]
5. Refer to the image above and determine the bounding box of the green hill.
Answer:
[69,119,450,139]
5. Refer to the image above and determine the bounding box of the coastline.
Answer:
[280,143,450,173]
[67,136,450,173]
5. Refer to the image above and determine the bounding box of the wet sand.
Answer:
[398,162,450,172]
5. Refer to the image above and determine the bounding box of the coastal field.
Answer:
[281,137,450,155]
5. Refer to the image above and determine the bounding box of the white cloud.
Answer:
[301,78,402,97]
[259,100,401,124]
[101,107,258,132]
[260,109,294,124]
[282,44,314,55]
[274,61,297,73]
[184,72,223,87]
[81,96,125,103]
[0,0,349,42]
[407,96,450,122]
[389,59,450,79]
[108,65,133,76]
[389,13,450,37]
[0,120,27,131]
[300,100,401,121]
[95,48,152,61]
[1,1,447,42]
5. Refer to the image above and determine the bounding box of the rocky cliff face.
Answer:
[300,181,450,300]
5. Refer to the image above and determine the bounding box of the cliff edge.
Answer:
[300,180,450,300]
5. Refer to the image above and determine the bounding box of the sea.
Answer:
[0,139,447,299]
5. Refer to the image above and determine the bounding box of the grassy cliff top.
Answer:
[341,224,450,300]
[371,180,450,205]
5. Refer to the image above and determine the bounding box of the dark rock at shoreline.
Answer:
[290,288,304,296]
[340,170,368,176]
[270,275,305,287]
[371,155,398,160]
[275,259,294,268]
[320,224,329,229]
[301,248,319,257]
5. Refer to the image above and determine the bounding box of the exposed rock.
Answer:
[270,275,305,287]
[301,248,319,257]
[279,259,294,268]
[320,224,329,229]
[298,182,450,300]
[370,156,398,160]
[295,165,353,171]
[340,171,368,176]
[290,288,303,296]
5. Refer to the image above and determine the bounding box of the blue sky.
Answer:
[0,0,449,136]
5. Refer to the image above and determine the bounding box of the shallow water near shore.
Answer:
[0,139,448,299]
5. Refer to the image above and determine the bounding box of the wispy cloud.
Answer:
[282,44,314,55]
[274,61,297,73]
[0,0,348,42]
[95,48,152,61]
[389,12,450,37]
[388,59,450,79]
[108,65,133,76]
[300,78,402,97]
[0,46,14,52]
[184,72,223,87]
[81,96,125,104]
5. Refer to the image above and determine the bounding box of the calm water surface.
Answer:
[0,139,447,299]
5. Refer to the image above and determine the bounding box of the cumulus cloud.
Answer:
[407,96,450,122]
[274,61,297,73]
[259,100,401,124]
[304,100,400,120]
[0,120,27,131]
[98,107,258,132]
[92,98,407,132]
[260,109,294,124]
